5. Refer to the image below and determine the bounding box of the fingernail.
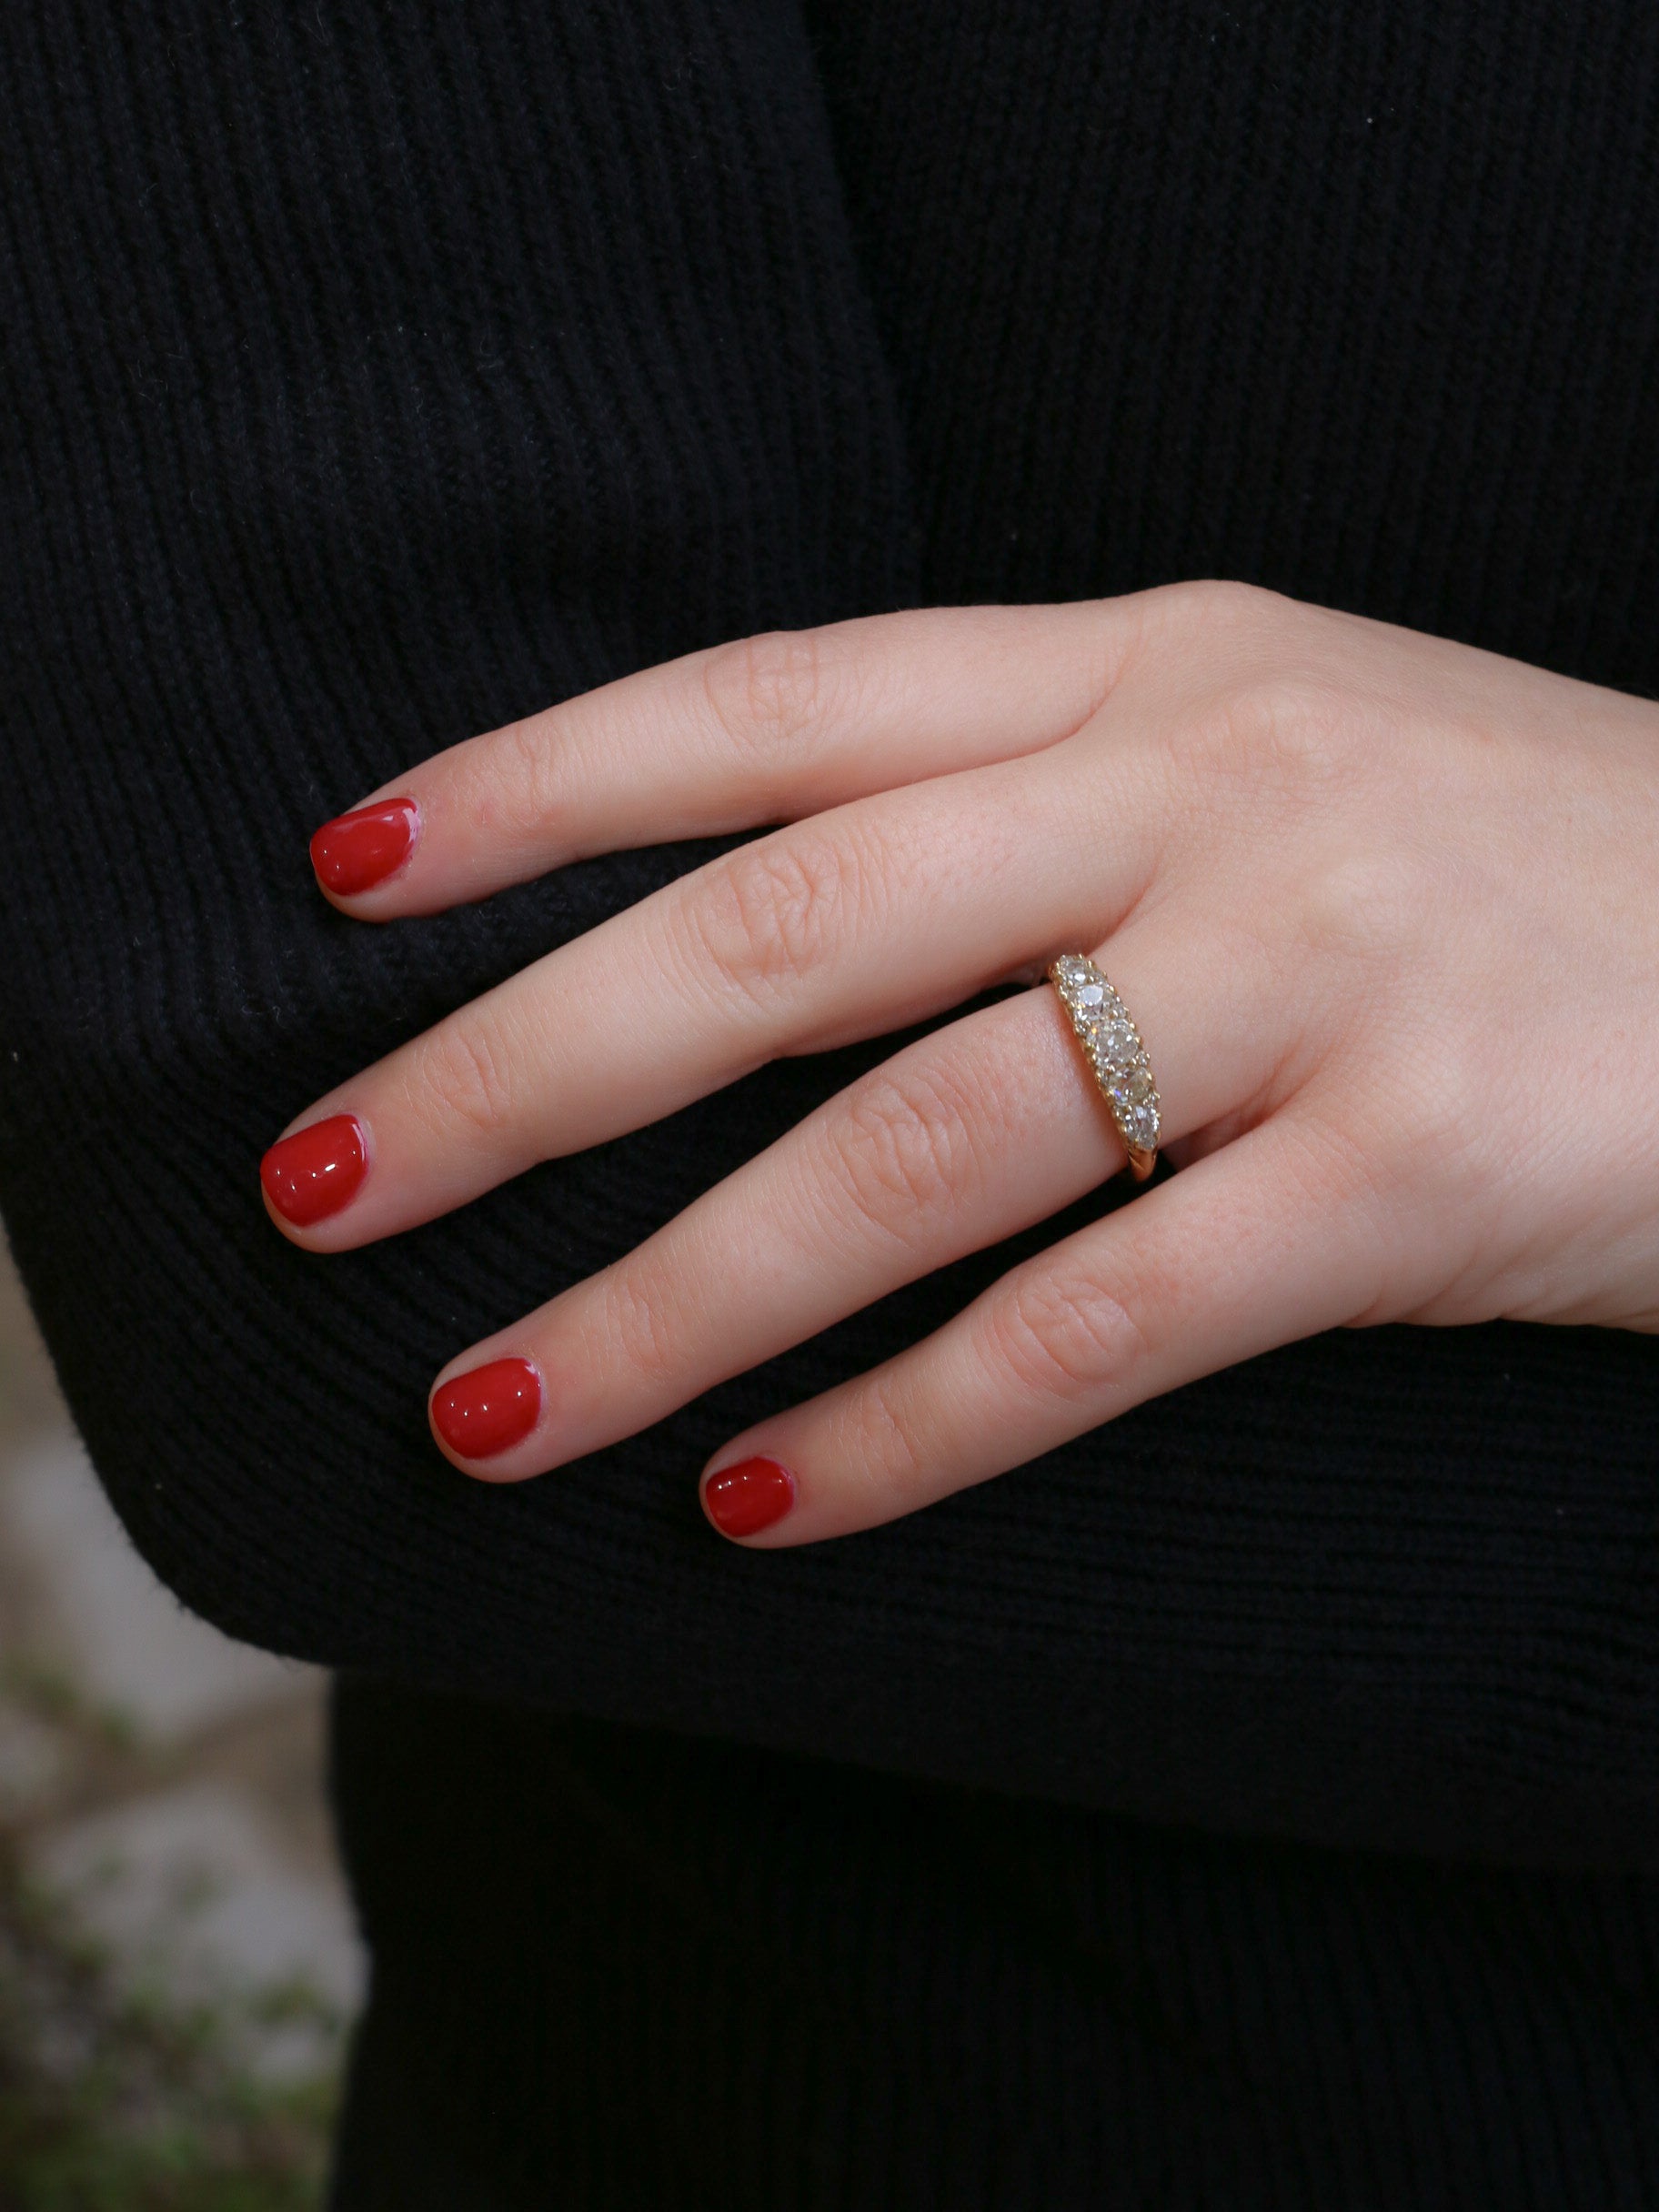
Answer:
[431,1358,542,1462]
[261,1113,368,1226]
[310,798,418,896]
[702,1455,797,1539]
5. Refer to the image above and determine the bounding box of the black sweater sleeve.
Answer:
[2,0,1657,1873]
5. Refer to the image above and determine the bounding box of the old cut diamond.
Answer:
[1110,1067,1155,1110]
[1123,1101,1161,1151]
[1091,1017,1138,1071]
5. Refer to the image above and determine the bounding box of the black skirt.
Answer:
[327,1684,1659,2207]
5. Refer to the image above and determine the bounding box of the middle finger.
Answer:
[261,745,1164,1249]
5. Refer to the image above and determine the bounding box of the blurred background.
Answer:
[0,1230,362,2208]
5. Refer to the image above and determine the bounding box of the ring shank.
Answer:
[1048,954,1161,1182]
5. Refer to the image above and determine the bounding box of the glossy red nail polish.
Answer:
[703,1455,797,1538]
[431,1358,542,1461]
[260,1113,367,1227]
[310,798,418,896]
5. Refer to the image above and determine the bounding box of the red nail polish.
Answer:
[310,798,418,896]
[703,1455,796,1538]
[431,1358,541,1461]
[261,1113,367,1226]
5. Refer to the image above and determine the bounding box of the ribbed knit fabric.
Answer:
[3,0,1657,1871]
[2,0,1659,2196]
[809,0,1659,659]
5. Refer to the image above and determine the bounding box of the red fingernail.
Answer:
[310,798,418,896]
[702,1455,797,1539]
[431,1358,542,1462]
[260,1113,367,1226]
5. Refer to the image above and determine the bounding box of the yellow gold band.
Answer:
[1049,955,1160,1182]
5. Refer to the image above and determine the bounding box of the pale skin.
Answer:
[264,582,1659,1542]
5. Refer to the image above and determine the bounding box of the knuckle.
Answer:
[1156,576,1281,637]
[491,710,568,830]
[688,827,865,1002]
[410,1014,521,1140]
[699,627,836,774]
[427,712,568,847]
[845,1365,932,1508]
[1298,850,1430,969]
[596,1257,680,1389]
[1181,670,1362,793]
[1388,1032,1485,1163]
[986,1260,1151,1404]
[824,1062,987,1237]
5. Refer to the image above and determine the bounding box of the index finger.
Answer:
[309,601,1140,917]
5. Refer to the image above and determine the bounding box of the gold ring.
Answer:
[1049,954,1161,1181]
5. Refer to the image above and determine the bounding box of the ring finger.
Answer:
[424,914,1285,1480]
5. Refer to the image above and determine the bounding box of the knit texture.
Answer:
[6,2,1659,2199]
[3,0,1659,1872]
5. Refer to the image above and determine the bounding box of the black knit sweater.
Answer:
[2,0,1658,2197]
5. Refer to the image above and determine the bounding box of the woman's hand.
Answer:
[260,585,1659,1543]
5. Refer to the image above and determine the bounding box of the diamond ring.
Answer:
[1049,954,1161,1181]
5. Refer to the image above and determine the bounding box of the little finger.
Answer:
[699,1111,1381,1543]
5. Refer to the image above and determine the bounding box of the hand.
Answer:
[260,584,1659,1544]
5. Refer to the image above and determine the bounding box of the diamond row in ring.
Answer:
[1049,954,1161,1159]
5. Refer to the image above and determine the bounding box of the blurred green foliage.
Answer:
[0,1832,338,2212]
